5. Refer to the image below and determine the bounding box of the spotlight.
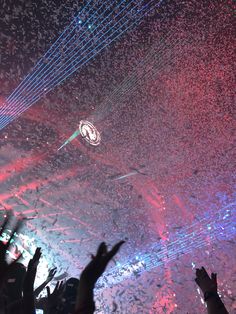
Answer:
[79,120,101,146]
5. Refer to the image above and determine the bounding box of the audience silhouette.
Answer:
[0,212,230,314]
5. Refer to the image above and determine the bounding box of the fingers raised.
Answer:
[106,241,125,261]
[96,242,106,258]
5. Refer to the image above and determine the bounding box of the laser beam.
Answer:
[0,0,165,130]
[97,202,236,288]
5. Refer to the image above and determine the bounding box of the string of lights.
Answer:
[0,0,164,130]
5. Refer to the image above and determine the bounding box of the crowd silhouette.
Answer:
[0,212,229,314]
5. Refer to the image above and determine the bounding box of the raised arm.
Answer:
[195,267,229,314]
[34,267,57,298]
[45,281,64,314]
[75,240,125,314]
[23,248,41,314]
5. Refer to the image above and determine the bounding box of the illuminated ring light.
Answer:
[79,120,101,146]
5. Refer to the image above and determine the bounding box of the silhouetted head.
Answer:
[59,277,79,314]
[64,277,79,295]
[4,262,26,301]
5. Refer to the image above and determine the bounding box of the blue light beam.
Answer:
[0,0,164,130]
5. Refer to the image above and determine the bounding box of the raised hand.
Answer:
[22,248,41,314]
[195,267,229,314]
[0,211,23,285]
[46,267,57,283]
[34,267,57,298]
[75,241,125,313]
[46,281,64,311]
[80,241,125,286]
[24,248,42,294]
[195,267,217,294]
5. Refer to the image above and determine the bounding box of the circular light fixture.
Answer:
[79,120,101,146]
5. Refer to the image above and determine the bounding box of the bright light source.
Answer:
[79,120,101,146]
